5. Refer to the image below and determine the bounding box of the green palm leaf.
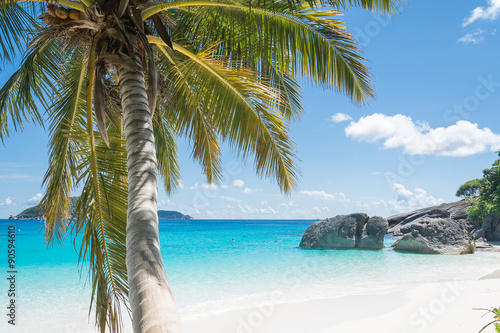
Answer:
[0,38,62,142]
[152,37,299,192]
[40,48,87,243]
[0,0,39,63]
[153,112,181,194]
[155,42,223,183]
[332,0,403,13]
[145,0,373,104]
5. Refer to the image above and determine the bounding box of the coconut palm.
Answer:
[0,0,401,332]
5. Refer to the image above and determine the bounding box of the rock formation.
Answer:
[300,213,388,250]
[387,200,474,236]
[391,217,475,254]
[472,213,500,241]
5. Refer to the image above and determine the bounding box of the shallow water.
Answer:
[1,219,499,332]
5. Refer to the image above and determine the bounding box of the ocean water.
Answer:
[1,219,500,332]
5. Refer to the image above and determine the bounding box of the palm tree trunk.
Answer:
[118,54,182,333]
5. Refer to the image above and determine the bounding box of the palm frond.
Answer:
[0,0,39,63]
[41,44,129,333]
[331,0,404,14]
[69,46,128,332]
[153,112,181,194]
[149,0,373,104]
[155,42,223,183]
[70,124,129,333]
[40,48,87,244]
[152,37,299,193]
[0,38,62,142]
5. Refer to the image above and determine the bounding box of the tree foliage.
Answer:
[462,152,500,224]
[456,179,482,198]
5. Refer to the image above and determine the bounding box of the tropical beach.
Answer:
[183,278,500,333]
[2,0,500,332]
[1,218,500,332]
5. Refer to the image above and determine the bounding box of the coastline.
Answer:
[183,272,500,333]
[3,219,500,333]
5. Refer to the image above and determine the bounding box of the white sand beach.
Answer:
[184,271,500,333]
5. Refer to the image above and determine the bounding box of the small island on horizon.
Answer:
[8,197,192,220]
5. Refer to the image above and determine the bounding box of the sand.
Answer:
[183,273,500,333]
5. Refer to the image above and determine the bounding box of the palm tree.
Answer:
[0,0,401,332]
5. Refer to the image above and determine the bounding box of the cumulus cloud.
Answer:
[28,193,43,204]
[0,197,14,206]
[464,0,500,26]
[345,113,500,157]
[299,190,349,202]
[457,29,486,43]
[388,184,444,213]
[232,179,244,188]
[331,113,353,123]
[393,184,414,201]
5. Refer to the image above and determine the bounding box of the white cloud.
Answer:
[312,206,330,214]
[345,113,500,157]
[457,29,486,44]
[187,183,220,190]
[331,113,353,123]
[243,187,259,194]
[28,193,43,204]
[300,190,335,200]
[299,190,349,202]
[356,184,444,214]
[232,179,244,188]
[279,201,299,209]
[393,184,414,201]
[0,197,14,206]
[387,184,444,213]
[464,0,500,26]
[201,183,218,190]
[177,180,184,189]
[238,204,279,215]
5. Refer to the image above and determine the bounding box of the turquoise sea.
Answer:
[1,218,500,332]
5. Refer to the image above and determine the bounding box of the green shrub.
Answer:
[457,152,500,225]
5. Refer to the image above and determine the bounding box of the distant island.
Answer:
[157,210,193,220]
[9,197,192,220]
[9,197,78,220]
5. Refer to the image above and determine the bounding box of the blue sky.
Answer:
[1,0,500,219]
